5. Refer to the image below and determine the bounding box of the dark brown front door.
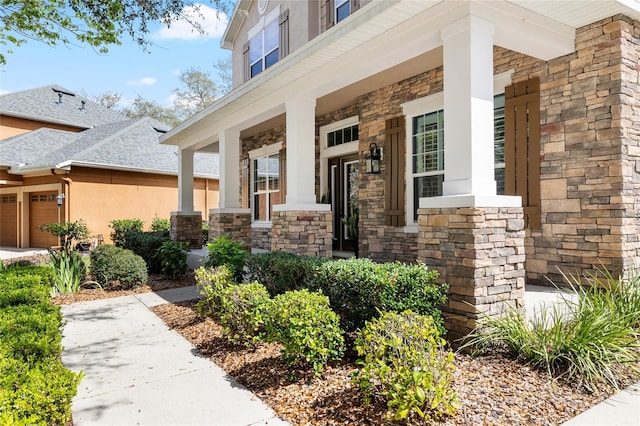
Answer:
[328,154,359,254]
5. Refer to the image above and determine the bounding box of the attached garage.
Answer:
[0,194,18,246]
[29,191,59,248]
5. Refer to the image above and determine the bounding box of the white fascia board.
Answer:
[221,0,251,49]
[14,161,218,179]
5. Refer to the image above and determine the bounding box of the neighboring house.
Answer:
[0,85,219,249]
[161,0,640,337]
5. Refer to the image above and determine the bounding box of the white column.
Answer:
[275,97,329,211]
[218,129,243,210]
[177,148,195,212]
[441,15,496,197]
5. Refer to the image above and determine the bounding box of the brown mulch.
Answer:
[54,274,638,425]
[151,300,638,426]
[51,272,197,305]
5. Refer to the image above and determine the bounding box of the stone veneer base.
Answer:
[271,210,333,258]
[208,211,252,250]
[170,212,203,248]
[417,207,526,340]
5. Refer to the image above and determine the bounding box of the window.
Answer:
[327,124,358,147]
[411,110,444,220]
[402,91,508,223]
[335,0,351,23]
[250,143,282,223]
[249,18,279,78]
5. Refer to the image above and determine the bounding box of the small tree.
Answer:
[40,220,90,251]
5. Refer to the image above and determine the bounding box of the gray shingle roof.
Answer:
[0,84,127,129]
[2,118,219,178]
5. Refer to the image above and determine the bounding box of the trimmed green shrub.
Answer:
[0,266,55,289]
[463,273,640,390]
[219,282,270,344]
[150,214,170,232]
[265,289,344,374]
[109,218,144,246]
[194,266,235,317]
[0,275,50,308]
[89,245,148,289]
[245,251,330,296]
[353,311,459,421]
[312,258,447,333]
[123,230,171,273]
[157,240,189,279]
[0,357,82,426]
[0,303,62,362]
[204,235,247,282]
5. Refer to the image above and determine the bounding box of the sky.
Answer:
[0,3,231,107]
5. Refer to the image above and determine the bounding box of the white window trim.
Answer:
[400,70,513,233]
[319,116,359,196]
[249,142,282,226]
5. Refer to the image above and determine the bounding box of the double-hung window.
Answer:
[494,94,506,195]
[249,17,279,78]
[250,142,282,223]
[412,110,445,220]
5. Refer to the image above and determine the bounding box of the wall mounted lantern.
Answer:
[56,193,65,206]
[367,142,381,174]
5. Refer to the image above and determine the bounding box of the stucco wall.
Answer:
[0,116,83,139]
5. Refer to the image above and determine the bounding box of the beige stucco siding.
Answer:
[0,116,84,139]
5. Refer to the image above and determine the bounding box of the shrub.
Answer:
[204,235,247,282]
[463,275,640,390]
[194,266,235,318]
[123,230,171,273]
[157,240,189,279]
[353,311,459,421]
[265,289,344,374]
[312,258,447,333]
[0,303,63,362]
[0,271,51,308]
[109,218,144,247]
[0,357,82,426]
[201,222,209,247]
[245,251,330,296]
[150,214,170,232]
[90,245,148,289]
[219,282,270,344]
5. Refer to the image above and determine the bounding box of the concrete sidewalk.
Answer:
[61,287,288,426]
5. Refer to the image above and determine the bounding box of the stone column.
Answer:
[271,98,332,257]
[171,148,202,247]
[209,129,251,248]
[418,207,526,340]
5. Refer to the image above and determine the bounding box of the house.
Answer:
[161,0,640,337]
[0,85,219,248]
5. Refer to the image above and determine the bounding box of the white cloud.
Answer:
[155,4,228,40]
[128,77,157,86]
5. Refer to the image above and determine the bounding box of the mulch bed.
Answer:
[52,272,638,425]
[151,299,637,426]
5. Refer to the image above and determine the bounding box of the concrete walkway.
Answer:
[61,287,288,426]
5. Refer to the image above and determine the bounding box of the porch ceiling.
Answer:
[161,0,639,152]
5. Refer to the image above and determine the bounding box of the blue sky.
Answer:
[0,4,230,107]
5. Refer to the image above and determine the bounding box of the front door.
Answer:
[328,154,359,254]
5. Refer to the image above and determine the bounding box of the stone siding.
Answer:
[494,14,640,283]
[208,211,252,250]
[251,227,271,251]
[170,213,203,248]
[417,207,526,339]
[271,210,332,258]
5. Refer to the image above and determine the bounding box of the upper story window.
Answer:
[335,0,351,23]
[243,7,289,82]
[249,18,278,78]
[323,0,361,32]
